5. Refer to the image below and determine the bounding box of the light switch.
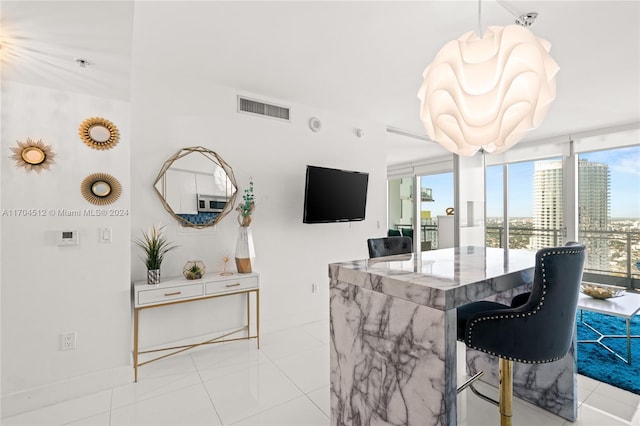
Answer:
[100,227,112,243]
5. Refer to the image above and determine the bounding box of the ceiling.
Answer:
[2,1,639,165]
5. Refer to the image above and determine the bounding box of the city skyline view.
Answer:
[421,145,639,219]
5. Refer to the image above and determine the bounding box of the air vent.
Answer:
[237,96,290,121]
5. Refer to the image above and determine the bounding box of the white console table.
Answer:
[132,272,259,382]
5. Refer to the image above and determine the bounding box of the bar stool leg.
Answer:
[499,358,513,426]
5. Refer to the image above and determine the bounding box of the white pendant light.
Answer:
[417,18,559,156]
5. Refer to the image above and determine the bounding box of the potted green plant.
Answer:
[134,225,178,284]
[236,179,255,227]
[183,260,206,280]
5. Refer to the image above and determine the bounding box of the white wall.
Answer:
[1,82,131,411]
[129,65,388,346]
[1,78,387,415]
[1,10,388,417]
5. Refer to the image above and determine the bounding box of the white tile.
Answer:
[577,374,601,393]
[203,361,303,424]
[272,346,330,393]
[231,395,329,426]
[1,391,111,426]
[111,371,202,409]
[135,352,197,380]
[306,386,330,418]
[64,411,111,425]
[258,328,326,361]
[110,383,221,426]
[191,339,271,382]
[6,317,639,426]
[457,382,565,426]
[590,381,640,407]
[582,390,639,424]
[297,320,330,344]
[571,403,632,426]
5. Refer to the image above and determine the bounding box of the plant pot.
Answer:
[147,269,161,285]
[183,260,206,280]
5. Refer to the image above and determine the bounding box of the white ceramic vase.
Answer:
[235,226,255,273]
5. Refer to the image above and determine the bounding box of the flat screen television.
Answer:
[303,165,369,223]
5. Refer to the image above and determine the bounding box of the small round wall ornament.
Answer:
[81,172,122,205]
[10,138,56,173]
[78,117,120,150]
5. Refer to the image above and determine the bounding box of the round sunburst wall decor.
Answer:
[78,117,120,150]
[10,138,56,173]
[81,172,122,205]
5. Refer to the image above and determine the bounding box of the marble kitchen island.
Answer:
[328,246,577,426]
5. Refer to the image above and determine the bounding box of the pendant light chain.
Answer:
[477,0,483,37]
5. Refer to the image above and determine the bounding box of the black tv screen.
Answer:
[303,165,369,223]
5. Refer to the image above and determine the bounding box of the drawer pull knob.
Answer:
[226,283,241,288]
[164,291,182,296]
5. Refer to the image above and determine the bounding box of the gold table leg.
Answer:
[132,287,260,381]
[133,308,139,382]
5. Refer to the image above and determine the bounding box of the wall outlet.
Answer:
[312,282,319,293]
[61,332,77,350]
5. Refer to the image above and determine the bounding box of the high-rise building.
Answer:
[532,161,564,249]
[578,159,610,272]
[578,160,610,230]
[531,159,610,271]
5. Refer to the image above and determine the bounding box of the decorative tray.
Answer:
[580,283,625,299]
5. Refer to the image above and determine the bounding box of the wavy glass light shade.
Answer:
[417,25,559,156]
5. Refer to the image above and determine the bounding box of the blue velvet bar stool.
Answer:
[367,236,413,258]
[456,242,586,426]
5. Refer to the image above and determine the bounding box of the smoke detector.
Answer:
[309,117,322,132]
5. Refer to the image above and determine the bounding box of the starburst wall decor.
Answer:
[10,138,56,173]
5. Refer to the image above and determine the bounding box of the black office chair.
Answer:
[456,242,586,426]
[367,236,413,258]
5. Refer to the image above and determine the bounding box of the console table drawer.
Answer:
[206,276,258,295]
[138,283,204,305]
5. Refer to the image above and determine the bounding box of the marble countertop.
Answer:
[329,246,536,311]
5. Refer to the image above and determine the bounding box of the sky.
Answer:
[421,145,640,219]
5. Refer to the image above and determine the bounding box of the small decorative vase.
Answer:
[183,260,206,280]
[147,269,161,285]
[235,225,255,273]
[238,214,252,227]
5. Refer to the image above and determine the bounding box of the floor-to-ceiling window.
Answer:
[420,172,453,249]
[486,158,564,250]
[578,145,640,288]
[387,172,454,250]
[387,176,415,237]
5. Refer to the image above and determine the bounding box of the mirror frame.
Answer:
[153,146,238,229]
[81,172,122,205]
[10,138,56,173]
[78,117,120,150]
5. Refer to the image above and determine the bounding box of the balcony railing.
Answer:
[487,226,640,290]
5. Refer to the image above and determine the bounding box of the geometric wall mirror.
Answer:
[81,172,122,205]
[78,117,120,150]
[10,138,56,173]
[153,146,238,229]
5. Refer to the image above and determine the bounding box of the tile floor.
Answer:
[2,320,639,425]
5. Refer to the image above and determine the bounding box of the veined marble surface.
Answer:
[328,246,535,311]
[329,246,576,425]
